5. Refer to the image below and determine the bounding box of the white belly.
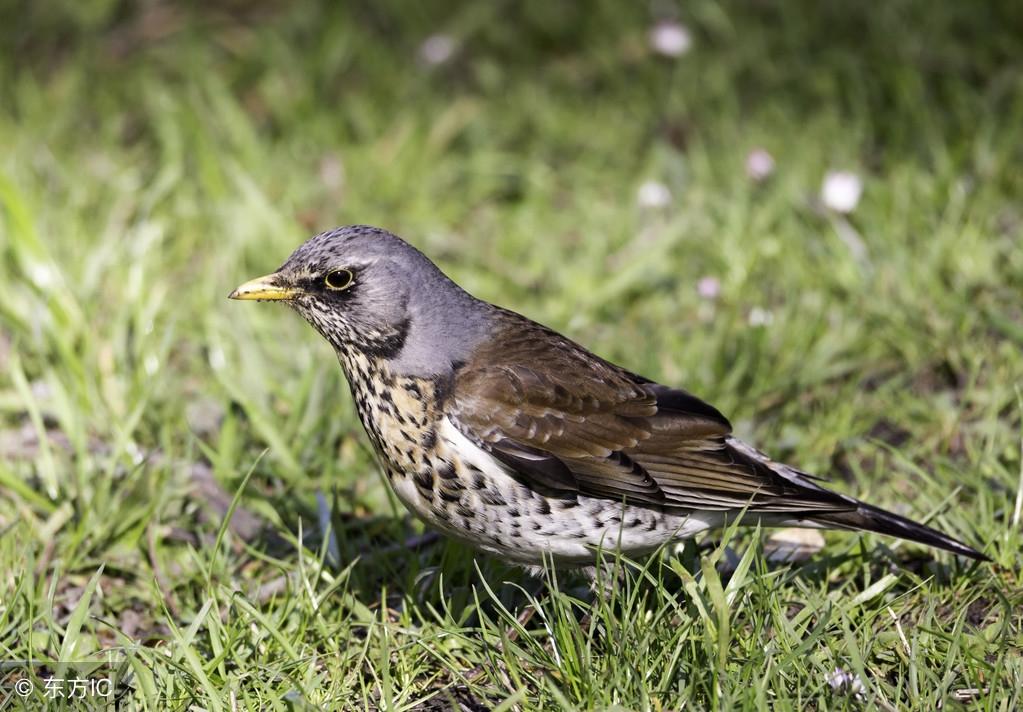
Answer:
[388,417,717,567]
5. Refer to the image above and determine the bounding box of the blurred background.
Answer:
[1,0,1021,708]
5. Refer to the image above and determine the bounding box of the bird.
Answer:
[229,225,988,571]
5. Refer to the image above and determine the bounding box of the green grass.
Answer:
[2,1,1022,709]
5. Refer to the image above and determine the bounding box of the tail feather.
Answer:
[725,437,989,561]
[813,502,989,561]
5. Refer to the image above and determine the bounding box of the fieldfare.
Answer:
[230,225,987,570]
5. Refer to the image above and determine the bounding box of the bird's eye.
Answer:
[324,269,354,291]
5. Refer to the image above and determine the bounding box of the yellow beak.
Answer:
[228,273,298,301]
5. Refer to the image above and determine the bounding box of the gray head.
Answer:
[230,225,489,376]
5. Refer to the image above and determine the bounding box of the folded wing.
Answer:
[449,313,853,515]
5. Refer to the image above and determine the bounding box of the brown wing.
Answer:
[450,312,852,514]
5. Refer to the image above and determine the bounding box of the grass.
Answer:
[1,0,1022,708]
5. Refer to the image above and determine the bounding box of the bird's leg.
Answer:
[510,574,548,633]
[577,562,621,632]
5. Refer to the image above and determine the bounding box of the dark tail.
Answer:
[814,502,989,561]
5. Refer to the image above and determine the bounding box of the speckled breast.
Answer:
[337,351,443,478]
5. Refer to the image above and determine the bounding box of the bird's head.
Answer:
[230,225,487,375]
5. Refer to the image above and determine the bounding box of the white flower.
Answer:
[765,528,824,562]
[649,21,692,58]
[748,307,774,327]
[27,261,56,288]
[31,380,52,401]
[696,276,720,300]
[319,154,344,192]
[827,667,865,698]
[419,34,456,66]
[637,180,672,208]
[208,345,226,371]
[821,171,863,213]
[745,149,775,182]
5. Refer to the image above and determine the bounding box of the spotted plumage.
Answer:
[230,225,988,567]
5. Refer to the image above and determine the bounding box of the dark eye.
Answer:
[324,268,354,291]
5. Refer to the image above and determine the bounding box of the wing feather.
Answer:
[450,312,853,515]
